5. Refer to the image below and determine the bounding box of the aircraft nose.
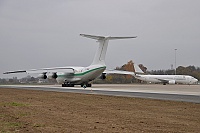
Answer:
[193,78,198,83]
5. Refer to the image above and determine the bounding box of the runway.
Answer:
[0,84,200,103]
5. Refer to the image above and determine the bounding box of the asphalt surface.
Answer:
[0,84,200,103]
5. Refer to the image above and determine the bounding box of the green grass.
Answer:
[0,130,11,133]
[0,114,5,117]
[33,123,45,128]
[18,112,30,117]
[7,122,21,127]
[9,102,26,107]
[0,102,29,107]
[0,122,21,133]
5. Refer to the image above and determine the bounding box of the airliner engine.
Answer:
[99,73,106,80]
[168,80,176,84]
[37,73,47,79]
[48,73,58,79]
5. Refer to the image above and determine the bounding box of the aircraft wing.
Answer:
[155,78,169,83]
[3,67,75,74]
[103,70,135,75]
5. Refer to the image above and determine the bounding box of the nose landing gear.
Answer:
[81,83,92,88]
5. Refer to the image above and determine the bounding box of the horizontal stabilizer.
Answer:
[80,34,105,40]
[108,36,137,40]
[80,34,137,40]
[80,34,137,65]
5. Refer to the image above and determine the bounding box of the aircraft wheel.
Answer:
[62,84,66,87]
[62,83,74,87]
[70,84,74,87]
[87,84,92,87]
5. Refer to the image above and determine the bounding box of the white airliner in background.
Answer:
[4,34,136,87]
[133,64,198,85]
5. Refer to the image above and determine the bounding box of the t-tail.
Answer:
[80,34,137,66]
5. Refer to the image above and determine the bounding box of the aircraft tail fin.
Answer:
[134,64,144,74]
[80,34,137,65]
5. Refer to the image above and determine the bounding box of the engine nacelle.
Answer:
[48,73,58,79]
[168,80,176,84]
[37,73,47,79]
[99,73,106,80]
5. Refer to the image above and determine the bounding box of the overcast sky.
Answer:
[1,0,200,78]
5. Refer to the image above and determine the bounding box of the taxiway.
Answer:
[0,84,200,103]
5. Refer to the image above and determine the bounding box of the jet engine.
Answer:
[168,80,176,84]
[99,73,106,80]
[37,73,47,79]
[48,73,58,79]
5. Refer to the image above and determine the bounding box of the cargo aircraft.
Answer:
[4,34,136,87]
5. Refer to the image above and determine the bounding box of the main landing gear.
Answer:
[62,83,74,87]
[61,83,92,88]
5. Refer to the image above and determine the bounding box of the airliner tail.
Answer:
[134,64,144,74]
[80,34,137,65]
